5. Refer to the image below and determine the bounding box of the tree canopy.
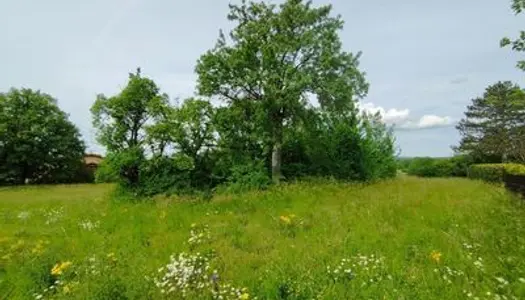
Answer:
[455,81,525,162]
[196,0,368,182]
[0,88,85,185]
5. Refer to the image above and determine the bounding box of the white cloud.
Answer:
[359,102,410,124]
[416,115,453,128]
[359,102,453,130]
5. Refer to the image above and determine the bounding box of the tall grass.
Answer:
[1,177,525,299]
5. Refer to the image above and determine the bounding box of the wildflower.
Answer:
[63,284,71,294]
[279,216,291,225]
[473,258,484,271]
[430,250,442,263]
[495,277,508,285]
[79,219,99,231]
[240,293,250,300]
[44,207,64,224]
[188,224,211,246]
[17,211,30,220]
[51,261,72,276]
[107,252,117,263]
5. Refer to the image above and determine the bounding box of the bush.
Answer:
[94,153,129,184]
[282,111,397,182]
[448,155,475,177]
[468,163,525,182]
[406,155,473,178]
[72,164,95,184]
[220,160,271,193]
[406,158,451,177]
[137,154,195,197]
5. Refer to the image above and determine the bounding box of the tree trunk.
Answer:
[271,117,283,184]
[272,140,282,183]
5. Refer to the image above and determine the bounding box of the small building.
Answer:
[84,153,103,170]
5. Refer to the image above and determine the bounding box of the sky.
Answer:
[1,0,524,157]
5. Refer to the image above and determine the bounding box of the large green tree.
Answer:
[195,0,368,182]
[455,81,525,162]
[0,88,85,185]
[501,0,525,70]
[91,68,169,185]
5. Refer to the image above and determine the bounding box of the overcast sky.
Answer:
[1,0,523,156]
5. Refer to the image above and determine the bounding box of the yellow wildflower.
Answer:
[51,261,72,276]
[240,293,250,300]
[63,285,71,294]
[280,215,291,225]
[430,250,442,263]
[32,243,44,255]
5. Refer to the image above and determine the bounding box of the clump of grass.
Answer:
[1,177,525,299]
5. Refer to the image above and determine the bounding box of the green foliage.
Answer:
[282,110,397,182]
[91,69,169,187]
[72,165,96,184]
[196,0,368,182]
[406,156,474,178]
[468,164,507,183]
[0,88,85,185]
[455,81,525,163]
[505,163,525,175]
[91,68,169,153]
[222,160,271,193]
[89,0,398,198]
[94,157,120,183]
[501,0,525,70]
[468,163,525,182]
[136,154,195,197]
[358,113,398,180]
[407,158,452,178]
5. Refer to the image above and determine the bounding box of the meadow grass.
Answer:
[1,177,525,299]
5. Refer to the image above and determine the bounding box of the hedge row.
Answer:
[401,155,473,178]
[467,163,525,183]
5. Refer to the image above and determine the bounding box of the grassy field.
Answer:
[1,177,525,299]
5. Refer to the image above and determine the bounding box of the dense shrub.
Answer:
[448,155,475,177]
[136,154,195,196]
[220,160,271,193]
[405,155,473,178]
[72,164,96,184]
[406,158,452,177]
[95,158,120,183]
[94,150,143,186]
[282,111,397,182]
[468,163,525,182]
